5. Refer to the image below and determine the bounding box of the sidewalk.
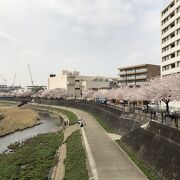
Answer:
[60,107,148,180]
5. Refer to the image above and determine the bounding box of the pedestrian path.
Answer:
[60,107,148,180]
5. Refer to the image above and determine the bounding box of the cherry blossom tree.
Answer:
[82,90,95,100]
[100,89,115,101]
[36,88,69,99]
[114,86,133,106]
[144,74,180,112]
[0,89,34,98]
[92,90,104,99]
[136,84,154,110]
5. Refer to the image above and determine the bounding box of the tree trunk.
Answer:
[123,100,126,107]
[146,101,150,110]
[165,101,170,113]
[133,101,135,107]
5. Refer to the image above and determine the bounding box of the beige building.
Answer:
[48,70,117,98]
[161,0,180,76]
[118,64,160,87]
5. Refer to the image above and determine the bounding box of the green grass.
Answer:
[30,105,79,125]
[64,130,88,180]
[0,132,63,180]
[90,113,114,133]
[53,108,79,125]
[116,140,158,180]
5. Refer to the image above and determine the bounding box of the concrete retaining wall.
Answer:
[121,121,180,180]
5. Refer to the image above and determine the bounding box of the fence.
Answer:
[87,100,180,130]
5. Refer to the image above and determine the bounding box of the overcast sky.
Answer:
[0,0,170,86]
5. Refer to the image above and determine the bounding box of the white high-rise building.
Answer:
[161,0,180,76]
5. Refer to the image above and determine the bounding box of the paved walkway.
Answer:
[60,107,148,180]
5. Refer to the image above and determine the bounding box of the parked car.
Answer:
[95,98,107,104]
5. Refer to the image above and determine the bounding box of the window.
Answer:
[177,61,180,67]
[170,12,175,18]
[177,17,180,24]
[171,63,176,69]
[162,55,170,62]
[162,65,170,71]
[170,32,175,38]
[177,39,180,45]
[177,28,180,34]
[170,22,175,28]
[177,50,180,56]
[171,53,175,58]
[177,6,180,13]
[170,42,175,48]
[170,1,175,8]
[162,8,168,16]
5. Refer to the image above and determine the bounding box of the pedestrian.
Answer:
[77,119,81,125]
[80,121,84,128]
[63,121,68,131]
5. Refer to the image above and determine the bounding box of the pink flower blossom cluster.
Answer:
[0,88,70,99]
[82,74,180,111]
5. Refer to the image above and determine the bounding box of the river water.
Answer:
[0,111,62,153]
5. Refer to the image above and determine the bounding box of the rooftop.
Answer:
[118,64,160,70]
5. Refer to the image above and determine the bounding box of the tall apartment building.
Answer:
[118,64,160,87]
[161,0,180,76]
[48,70,118,98]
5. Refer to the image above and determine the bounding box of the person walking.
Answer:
[78,118,86,128]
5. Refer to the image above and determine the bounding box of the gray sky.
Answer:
[0,0,170,86]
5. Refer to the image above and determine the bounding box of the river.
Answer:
[0,111,62,153]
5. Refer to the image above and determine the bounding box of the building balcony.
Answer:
[135,69,148,73]
[119,68,147,76]
[119,75,147,81]
[136,75,148,80]
[119,70,135,75]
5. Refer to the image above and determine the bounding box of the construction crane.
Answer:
[28,64,34,86]
[0,73,7,86]
[12,73,16,88]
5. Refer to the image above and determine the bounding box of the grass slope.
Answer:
[64,130,88,180]
[0,132,63,180]
[53,107,78,125]
[31,105,79,125]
